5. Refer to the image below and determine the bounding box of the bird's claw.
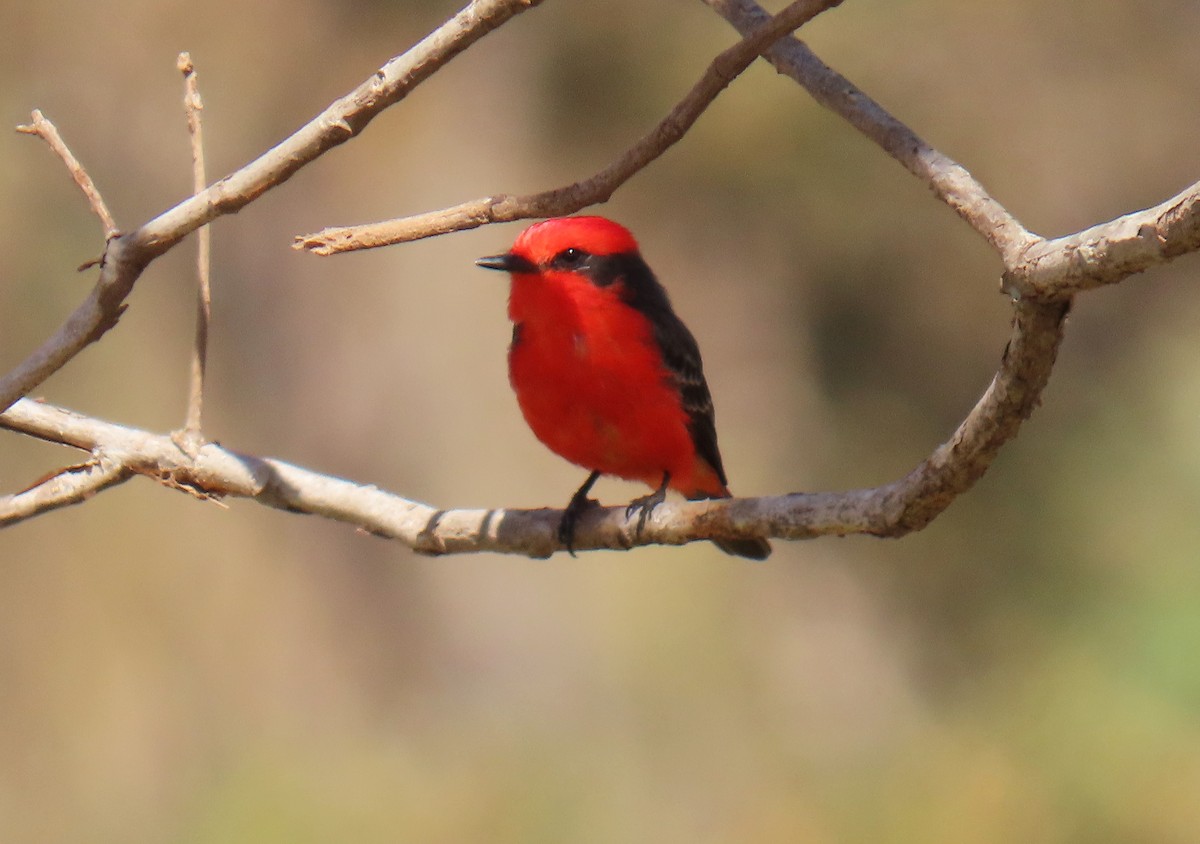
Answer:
[559,496,599,557]
[625,485,668,536]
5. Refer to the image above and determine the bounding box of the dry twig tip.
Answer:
[16,109,118,238]
[176,50,213,451]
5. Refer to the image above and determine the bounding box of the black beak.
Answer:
[475,252,537,273]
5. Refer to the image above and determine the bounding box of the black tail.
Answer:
[713,536,772,561]
[688,490,771,560]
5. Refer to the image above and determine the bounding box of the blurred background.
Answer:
[2,1,1199,841]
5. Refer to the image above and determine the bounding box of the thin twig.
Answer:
[0,0,541,416]
[176,52,212,452]
[294,0,846,254]
[16,110,118,239]
[132,0,546,257]
[0,454,131,527]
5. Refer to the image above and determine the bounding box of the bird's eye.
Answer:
[552,247,589,269]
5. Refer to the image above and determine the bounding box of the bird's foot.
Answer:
[625,473,671,536]
[559,470,603,557]
[559,495,600,557]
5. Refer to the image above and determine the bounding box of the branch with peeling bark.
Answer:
[1,0,1198,556]
[0,307,1063,552]
[1006,179,1200,300]
[0,452,131,528]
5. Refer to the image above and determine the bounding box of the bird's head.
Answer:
[475,216,641,279]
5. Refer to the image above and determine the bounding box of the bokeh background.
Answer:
[2,1,1199,841]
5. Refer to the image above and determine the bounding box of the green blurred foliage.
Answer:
[1,0,1200,841]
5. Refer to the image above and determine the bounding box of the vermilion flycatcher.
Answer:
[477,216,771,560]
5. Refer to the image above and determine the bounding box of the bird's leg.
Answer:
[626,472,671,536]
[559,470,602,556]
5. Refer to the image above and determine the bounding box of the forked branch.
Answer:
[16,110,118,240]
[0,0,545,415]
[0,454,131,527]
[0,291,1063,558]
[1,0,1197,556]
[294,0,846,254]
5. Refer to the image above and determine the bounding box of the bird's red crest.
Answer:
[510,216,640,264]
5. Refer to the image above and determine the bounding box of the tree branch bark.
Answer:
[0,0,543,416]
[1005,177,1200,300]
[176,52,213,451]
[2,0,1197,558]
[702,0,1037,266]
[294,0,846,254]
[16,110,118,240]
[0,452,131,527]
[0,288,1065,555]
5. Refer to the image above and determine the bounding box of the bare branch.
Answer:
[176,52,212,452]
[0,397,571,556]
[134,0,545,257]
[0,0,542,416]
[2,1,1192,559]
[16,109,119,240]
[703,0,1037,266]
[294,0,846,254]
[869,299,1070,532]
[0,454,131,527]
[703,3,1200,297]
[1005,177,1200,300]
[0,288,1065,554]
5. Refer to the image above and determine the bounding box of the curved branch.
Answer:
[0,294,1066,555]
[0,0,542,415]
[870,299,1070,533]
[706,0,1200,294]
[294,0,846,255]
[2,1,1192,558]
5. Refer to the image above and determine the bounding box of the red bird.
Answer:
[476,216,771,560]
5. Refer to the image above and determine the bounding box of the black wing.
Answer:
[601,253,729,490]
[652,310,727,490]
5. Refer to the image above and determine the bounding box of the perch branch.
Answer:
[3,1,1197,557]
[0,294,1065,554]
[0,0,542,416]
[294,0,845,254]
